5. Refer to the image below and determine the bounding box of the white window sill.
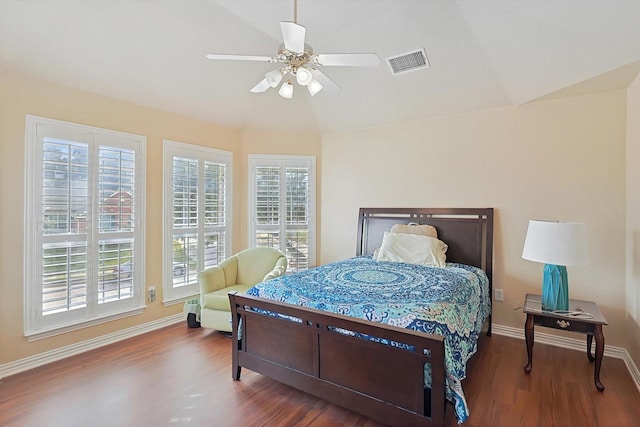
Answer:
[162,293,199,307]
[25,307,146,342]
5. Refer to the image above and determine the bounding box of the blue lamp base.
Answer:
[541,264,569,311]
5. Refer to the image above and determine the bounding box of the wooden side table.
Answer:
[522,293,608,391]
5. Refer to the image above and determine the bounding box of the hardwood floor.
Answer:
[1,324,638,427]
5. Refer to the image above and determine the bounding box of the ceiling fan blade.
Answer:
[280,21,305,53]
[250,78,271,93]
[310,69,340,92]
[206,54,274,62]
[314,53,380,67]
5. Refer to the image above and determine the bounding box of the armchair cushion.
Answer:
[202,283,255,311]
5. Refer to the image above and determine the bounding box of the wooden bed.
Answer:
[229,207,494,427]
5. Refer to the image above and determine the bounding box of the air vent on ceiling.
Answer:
[386,48,430,75]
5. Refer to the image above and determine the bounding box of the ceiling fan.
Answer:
[205,0,380,99]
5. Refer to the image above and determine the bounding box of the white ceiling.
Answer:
[2,0,640,133]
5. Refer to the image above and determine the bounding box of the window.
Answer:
[163,140,232,302]
[249,155,315,272]
[24,116,146,338]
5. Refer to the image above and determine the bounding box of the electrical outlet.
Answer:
[148,286,156,302]
[494,288,503,302]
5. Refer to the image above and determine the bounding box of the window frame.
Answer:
[248,154,316,271]
[24,115,146,339]
[162,140,232,304]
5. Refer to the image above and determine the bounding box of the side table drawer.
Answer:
[535,315,591,333]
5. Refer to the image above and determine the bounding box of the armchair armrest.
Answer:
[198,265,226,296]
[262,255,287,281]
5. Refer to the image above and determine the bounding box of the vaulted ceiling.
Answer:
[2,0,640,133]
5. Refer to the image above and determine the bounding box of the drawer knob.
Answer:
[557,320,570,329]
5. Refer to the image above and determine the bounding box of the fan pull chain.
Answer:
[294,0,298,24]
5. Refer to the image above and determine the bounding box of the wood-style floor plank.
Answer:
[0,324,638,426]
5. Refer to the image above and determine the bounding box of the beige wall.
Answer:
[320,91,629,347]
[627,73,640,367]
[0,68,320,365]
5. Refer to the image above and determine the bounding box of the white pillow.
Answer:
[375,231,447,267]
[390,223,438,239]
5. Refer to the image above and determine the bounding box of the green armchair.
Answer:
[198,246,287,332]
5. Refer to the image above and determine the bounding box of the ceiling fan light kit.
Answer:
[206,0,380,99]
[265,69,284,88]
[278,80,294,99]
[307,79,323,96]
[296,67,312,86]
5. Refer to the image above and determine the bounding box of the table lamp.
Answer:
[521,220,587,311]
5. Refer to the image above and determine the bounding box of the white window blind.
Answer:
[249,155,315,272]
[25,116,146,338]
[163,140,232,303]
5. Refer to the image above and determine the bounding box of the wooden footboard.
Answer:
[229,292,447,427]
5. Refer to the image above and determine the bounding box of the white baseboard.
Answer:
[492,323,640,394]
[0,313,184,380]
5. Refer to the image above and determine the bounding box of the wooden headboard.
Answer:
[356,207,494,296]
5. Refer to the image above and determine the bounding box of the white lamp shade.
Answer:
[265,69,283,88]
[278,81,294,99]
[307,79,323,96]
[522,220,587,266]
[296,67,313,86]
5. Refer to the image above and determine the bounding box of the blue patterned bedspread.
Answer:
[247,256,490,423]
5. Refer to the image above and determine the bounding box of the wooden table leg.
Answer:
[524,314,534,374]
[594,324,605,392]
[587,333,595,362]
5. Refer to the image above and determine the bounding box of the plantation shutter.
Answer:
[250,155,315,272]
[25,115,146,337]
[163,141,231,302]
